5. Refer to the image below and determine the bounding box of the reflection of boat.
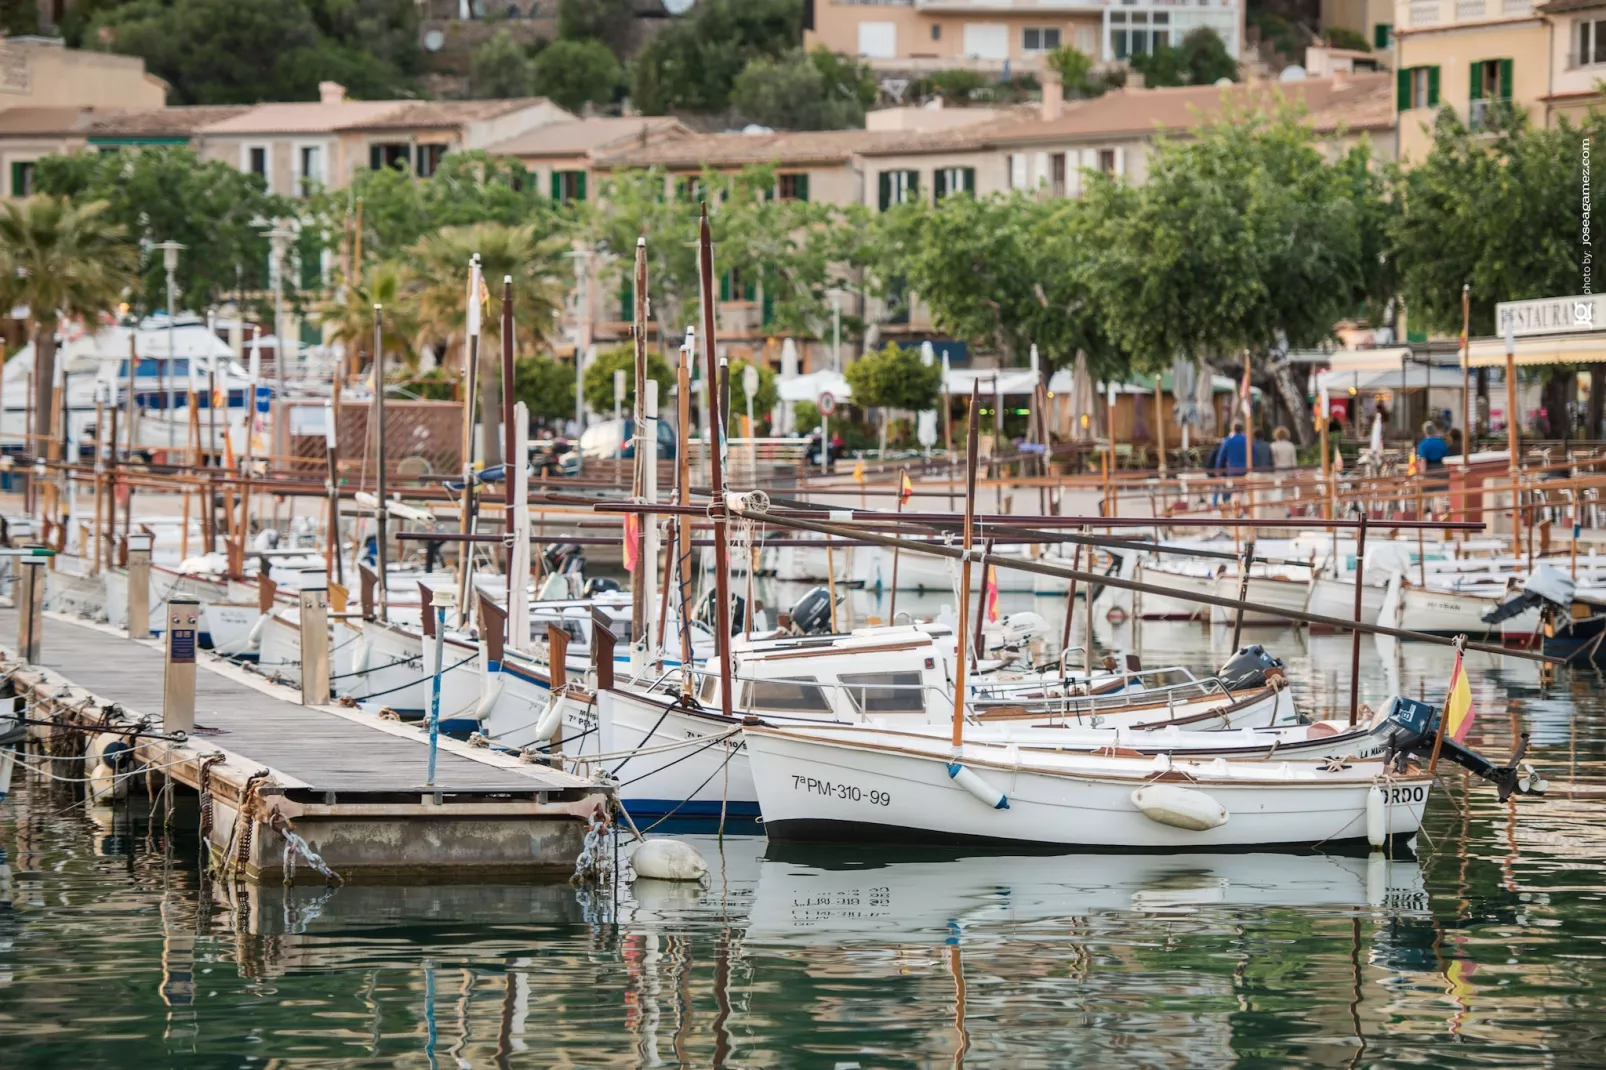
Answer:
[743,851,1428,943]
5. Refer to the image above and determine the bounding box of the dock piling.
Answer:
[298,568,330,706]
[162,596,198,735]
[126,532,152,639]
[16,556,43,663]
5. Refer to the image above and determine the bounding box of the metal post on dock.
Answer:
[298,568,330,706]
[163,596,198,736]
[425,587,454,789]
[16,556,45,663]
[127,532,153,640]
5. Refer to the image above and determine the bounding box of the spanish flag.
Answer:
[622,513,640,572]
[898,469,914,506]
[1445,646,1475,742]
[984,565,999,623]
[852,459,865,485]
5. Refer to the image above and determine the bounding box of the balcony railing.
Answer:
[1501,0,1532,12]
[1455,0,1484,17]
[1409,0,1441,25]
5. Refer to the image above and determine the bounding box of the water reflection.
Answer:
[1,619,1605,1067]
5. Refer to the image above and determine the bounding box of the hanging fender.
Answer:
[473,669,505,723]
[245,612,269,649]
[1131,784,1229,831]
[531,691,565,741]
[947,762,1009,810]
[1366,784,1387,848]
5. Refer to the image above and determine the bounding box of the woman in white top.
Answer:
[1271,426,1299,513]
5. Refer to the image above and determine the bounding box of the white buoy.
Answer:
[1131,784,1229,831]
[245,613,269,649]
[947,762,1009,809]
[473,673,504,722]
[630,838,708,882]
[1366,784,1387,847]
[348,635,370,677]
[531,693,564,741]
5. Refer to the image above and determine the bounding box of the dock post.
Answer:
[126,532,153,639]
[16,555,45,663]
[298,568,330,706]
[163,596,199,736]
[425,587,455,788]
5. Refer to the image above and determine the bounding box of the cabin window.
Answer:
[740,676,833,713]
[840,671,926,714]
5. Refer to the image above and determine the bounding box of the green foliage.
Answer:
[402,366,457,401]
[313,151,563,262]
[513,354,578,424]
[792,400,821,433]
[556,0,633,51]
[0,196,137,332]
[733,47,875,130]
[531,37,622,113]
[1325,26,1372,52]
[32,147,293,312]
[726,358,779,434]
[1078,100,1385,373]
[1246,10,1309,62]
[1390,109,1598,335]
[89,0,418,105]
[582,344,673,414]
[845,343,943,412]
[470,30,534,100]
[0,0,37,36]
[631,0,801,114]
[1130,28,1237,88]
[1045,46,1108,99]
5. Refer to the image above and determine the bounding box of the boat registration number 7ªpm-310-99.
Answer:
[792,775,891,806]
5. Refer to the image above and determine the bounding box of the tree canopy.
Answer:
[732,47,876,130]
[583,344,673,414]
[531,38,622,114]
[845,343,943,412]
[1129,28,1237,89]
[630,0,801,115]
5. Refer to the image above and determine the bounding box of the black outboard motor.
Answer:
[1216,644,1285,690]
[788,586,834,636]
[1380,695,1547,801]
[541,542,585,576]
[582,577,621,599]
[695,588,746,635]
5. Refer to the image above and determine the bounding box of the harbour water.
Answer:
[4,616,1606,1067]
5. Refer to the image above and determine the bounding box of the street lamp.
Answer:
[826,287,845,373]
[152,240,185,451]
[263,223,295,469]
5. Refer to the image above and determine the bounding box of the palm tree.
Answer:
[319,261,417,378]
[408,223,569,467]
[0,196,135,459]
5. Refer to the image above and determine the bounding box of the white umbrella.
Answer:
[1069,350,1096,443]
[920,340,935,367]
[1369,410,1384,454]
[779,338,799,433]
[1170,357,1198,452]
[1193,358,1216,437]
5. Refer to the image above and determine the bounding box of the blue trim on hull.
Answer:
[621,799,761,818]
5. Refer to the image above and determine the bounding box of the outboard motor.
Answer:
[541,542,585,577]
[695,588,746,635]
[1216,644,1285,690]
[1381,695,1547,801]
[582,577,622,599]
[1483,563,1577,624]
[787,586,834,636]
[994,611,1049,650]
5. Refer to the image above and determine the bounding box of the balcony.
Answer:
[1409,0,1441,24]
[1501,0,1532,11]
[1455,0,1484,17]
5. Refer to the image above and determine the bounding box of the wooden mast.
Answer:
[950,383,982,751]
[698,205,735,720]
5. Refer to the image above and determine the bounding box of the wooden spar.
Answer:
[329,371,343,585]
[654,520,675,671]
[1154,373,1167,478]
[630,237,648,646]
[1229,539,1254,652]
[455,256,482,629]
[675,332,695,689]
[951,383,982,749]
[1242,350,1255,528]
[888,466,907,621]
[1058,540,1081,676]
[1507,328,1521,560]
[697,206,735,719]
[501,273,516,619]
[1319,380,1332,520]
[1348,509,1368,725]
[372,304,388,622]
[728,503,1562,663]
[971,538,993,664]
[1461,282,1472,472]
[91,397,104,575]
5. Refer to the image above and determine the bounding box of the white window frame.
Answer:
[858,21,897,59]
[1578,18,1606,67]
[1022,26,1062,52]
[1009,153,1029,190]
[293,141,325,197]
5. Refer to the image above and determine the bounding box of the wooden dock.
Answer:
[0,606,611,882]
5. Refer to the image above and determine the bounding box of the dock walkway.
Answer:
[1,607,609,881]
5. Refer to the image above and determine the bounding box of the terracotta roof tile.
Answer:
[340,98,556,131]
[0,106,106,135]
[487,116,687,157]
[85,105,252,137]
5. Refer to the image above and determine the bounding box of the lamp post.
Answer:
[828,288,844,373]
[569,247,590,476]
[152,241,185,453]
[264,223,295,471]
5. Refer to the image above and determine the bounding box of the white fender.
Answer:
[531,692,564,742]
[1366,784,1387,848]
[1366,851,1387,907]
[947,762,1009,810]
[349,634,370,677]
[473,672,505,723]
[1131,784,1228,831]
[631,838,708,882]
[0,747,14,803]
[245,612,269,649]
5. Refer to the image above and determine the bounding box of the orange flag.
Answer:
[984,565,1000,623]
[898,469,914,506]
[623,513,640,572]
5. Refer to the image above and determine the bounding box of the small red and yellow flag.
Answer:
[984,565,1000,623]
[898,469,914,506]
[851,459,865,485]
[1445,646,1475,742]
[622,513,640,572]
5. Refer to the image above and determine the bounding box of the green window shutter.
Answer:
[620,277,634,322]
[1469,62,1482,101]
[743,277,756,302]
[9,162,23,196]
[576,171,587,202]
[1499,58,1512,100]
[878,171,891,211]
[762,286,775,326]
[961,167,975,193]
[550,170,562,200]
[720,270,731,302]
[934,168,948,201]
[1428,66,1440,107]
[369,145,383,170]
[796,173,809,202]
[907,171,919,200]
[1397,68,1410,111]
[1374,23,1391,49]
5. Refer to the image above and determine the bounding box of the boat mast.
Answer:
[698,206,735,719]
[951,383,981,751]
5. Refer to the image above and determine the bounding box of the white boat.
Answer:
[743,721,1430,849]
[1305,574,1386,629]
[1381,573,1539,642]
[1208,573,1311,626]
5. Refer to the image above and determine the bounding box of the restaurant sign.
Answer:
[1494,294,1606,338]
